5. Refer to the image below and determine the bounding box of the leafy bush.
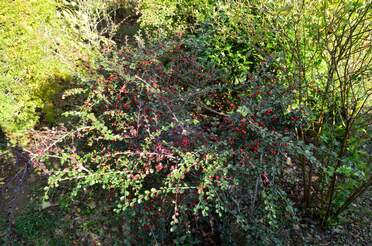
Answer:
[17,0,371,244]
[269,0,372,225]
[0,0,75,140]
[139,0,213,39]
[0,0,122,141]
[37,33,322,243]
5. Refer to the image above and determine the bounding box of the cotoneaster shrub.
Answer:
[36,35,324,244]
[26,0,370,244]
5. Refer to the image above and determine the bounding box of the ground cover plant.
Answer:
[0,0,371,245]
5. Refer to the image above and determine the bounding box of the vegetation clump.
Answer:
[0,0,371,245]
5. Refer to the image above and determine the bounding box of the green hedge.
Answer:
[0,0,74,141]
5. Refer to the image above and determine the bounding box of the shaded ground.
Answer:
[0,146,34,244]
[292,188,372,245]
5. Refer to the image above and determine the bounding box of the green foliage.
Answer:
[276,0,371,225]
[0,200,71,246]
[0,0,119,141]
[0,0,75,140]
[38,34,312,243]
[13,205,71,245]
[58,0,126,49]
[193,1,285,83]
[3,0,370,244]
[139,0,213,38]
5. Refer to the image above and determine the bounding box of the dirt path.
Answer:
[0,147,34,244]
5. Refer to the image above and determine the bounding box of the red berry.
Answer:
[155,163,164,172]
[264,108,273,115]
[181,135,190,148]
